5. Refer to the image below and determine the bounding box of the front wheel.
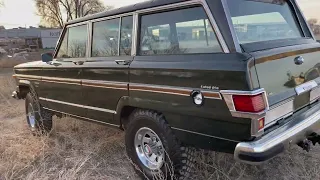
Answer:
[25,92,53,135]
[125,110,195,180]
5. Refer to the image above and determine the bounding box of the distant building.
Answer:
[41,29,62,49]
[0,27,62,50]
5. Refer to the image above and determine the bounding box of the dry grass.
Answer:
[0,73,320,180]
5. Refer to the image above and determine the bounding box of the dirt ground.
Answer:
[0,71,320,180]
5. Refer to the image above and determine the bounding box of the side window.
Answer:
[55,25,87,59]
[68,25,88,58]
[92,18,120,57]
[120,16,133,56]
[56,29,68,58]
[139,7,222,55]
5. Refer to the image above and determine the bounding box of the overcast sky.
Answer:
[0,0,319,29]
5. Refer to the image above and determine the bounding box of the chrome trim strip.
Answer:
[130,83,222,99]
[117,17,122,56]
[67,21,88,28]
[82,80,127,90]
[130,88,190,97]
[39,97,116,114]
[87,21,93,58]
[89,12,134,23]
[14,74,41,80]
[43,107,119,127]
[171,127,240,143]
[131,13,138,56]
[15,74,222,99]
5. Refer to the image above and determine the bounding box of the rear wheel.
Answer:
[25,93,53,135]
[125,109,195,180]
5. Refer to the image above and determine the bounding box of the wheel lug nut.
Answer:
[152,137,157,142]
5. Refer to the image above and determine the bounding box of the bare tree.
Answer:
[35,0,112,28]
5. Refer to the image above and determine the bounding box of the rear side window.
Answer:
[139,7,222,55]
[226,0,303,44]
[92,18,120,57]
[56,25,88,58]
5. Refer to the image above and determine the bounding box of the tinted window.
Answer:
[68,25,88,58]
[139,7,222,55]
[56,29,68,58]
[92,18,120,57]
[226,0,303,44]
[120,16,133,56]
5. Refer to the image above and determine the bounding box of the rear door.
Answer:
[81,16,133,125]
[39,23,88,117]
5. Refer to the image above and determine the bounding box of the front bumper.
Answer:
[234,101,320,164]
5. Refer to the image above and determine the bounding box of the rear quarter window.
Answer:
[138,7,222,55]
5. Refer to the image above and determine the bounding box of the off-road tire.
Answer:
[125,109,195,180]
[25,93,53,135]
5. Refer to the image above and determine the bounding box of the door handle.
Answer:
[73,61,85,65]
[115,60,132,65]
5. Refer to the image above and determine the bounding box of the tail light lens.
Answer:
[232,93,266,113]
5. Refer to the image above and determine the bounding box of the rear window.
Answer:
[226,0,303,44]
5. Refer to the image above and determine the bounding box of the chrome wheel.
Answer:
[27,103,36,130]
[134,127,165,170]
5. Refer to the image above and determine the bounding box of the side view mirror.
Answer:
[41,53,53,63]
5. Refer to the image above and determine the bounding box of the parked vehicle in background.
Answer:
[12,0,320,179]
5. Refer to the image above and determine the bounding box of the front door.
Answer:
[81,16,133,125]
[39,23,89,117]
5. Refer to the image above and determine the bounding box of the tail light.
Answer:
[232,93,266,113]
[220,89,269,137]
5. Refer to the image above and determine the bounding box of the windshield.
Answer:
[226,0,303,44]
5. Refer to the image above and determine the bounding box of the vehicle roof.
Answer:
[66,0,190,26]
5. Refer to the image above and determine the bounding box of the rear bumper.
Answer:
[234,101,320,164]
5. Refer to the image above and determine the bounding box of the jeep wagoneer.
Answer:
[12,0,320,179]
